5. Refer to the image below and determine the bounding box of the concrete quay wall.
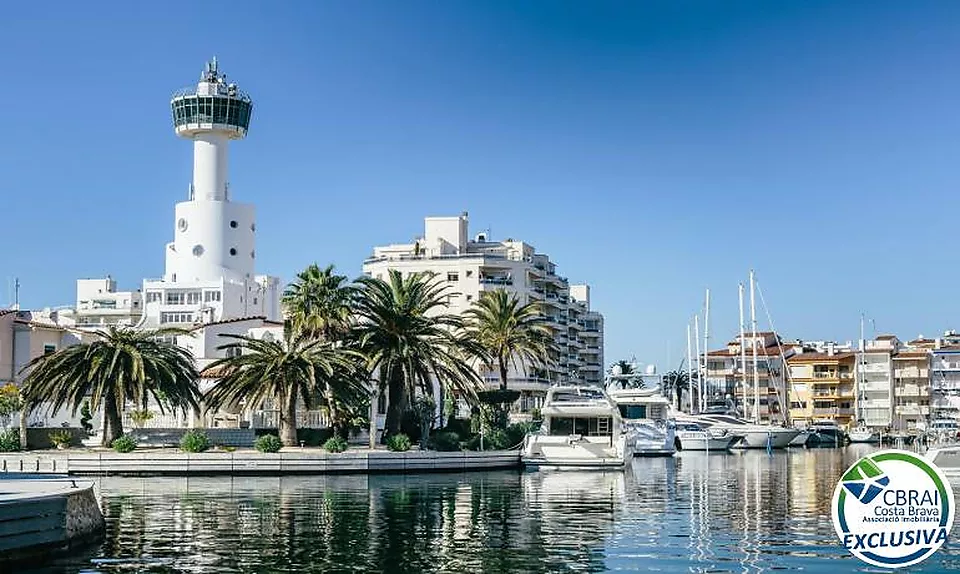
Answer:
[27,449,519,476]
[0,480,104,565]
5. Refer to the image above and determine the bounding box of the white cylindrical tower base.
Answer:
[193,133,229,201]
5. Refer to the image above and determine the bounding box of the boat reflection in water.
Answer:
[27,449,960,573]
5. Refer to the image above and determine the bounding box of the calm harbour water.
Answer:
[25,445,960,573]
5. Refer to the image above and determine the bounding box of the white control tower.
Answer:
[140,59,281,327]
[167,57,255,284]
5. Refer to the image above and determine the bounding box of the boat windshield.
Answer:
[703,415,746,425]
[676,423,704,431]
[549,416,613,437]
[550,388,606,403]
[618,405,648,420]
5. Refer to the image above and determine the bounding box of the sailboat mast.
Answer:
[703,288,710,412]
[686,324,694,413]
[694,315,702,415]
[739,282,747,415]
[858,314,865,425]
[750,269,760,424]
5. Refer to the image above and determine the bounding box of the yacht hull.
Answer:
[848,430,879,444]
[731,429,800,449]
[676,434,739,451]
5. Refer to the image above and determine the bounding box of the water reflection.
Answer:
[24,448,960,573]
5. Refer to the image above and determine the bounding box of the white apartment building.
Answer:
[62,277,142,328]
[892,351,930,431]
[931,345,960,425]
[362,213,604,410]
[857,335,896,429]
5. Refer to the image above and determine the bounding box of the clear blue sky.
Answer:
[3,1,960,371]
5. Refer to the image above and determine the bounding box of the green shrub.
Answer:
[111,434,137,453]
[49,429,73,447]
[180,430,211,453]
[323,435,348,453]
[428,431,461,452]
[530,407,542,421]
[255,434,282,453]
[506,421,540,447]
[0,429,20,452]
[466,429,509,451]
[79,401,94,433]
[386,433,412,452]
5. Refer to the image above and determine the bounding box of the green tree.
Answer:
[203,332,364,447]
[20,327,200,447]
[663,369,689,411]
[0,384,21,428]
[281,263,357,437]
[613,359,635,375]
[463,289,554,392]
[352,270,482,440]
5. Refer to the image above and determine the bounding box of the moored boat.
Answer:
[925,445,960,477]
[674,422,740,451]
[848,425,879,444]
[522,385,628,469]
[675,412,800,449]
[804,420,848,447]
[605,363,676,457]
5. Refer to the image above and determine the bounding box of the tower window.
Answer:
[230,220,238,228]
[178,218,188,232]
[229,248,237,256]
[251,251,255,259]
[251,223,256,232]
[192,245,204,257]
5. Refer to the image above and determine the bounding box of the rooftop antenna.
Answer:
[13,278,19,311]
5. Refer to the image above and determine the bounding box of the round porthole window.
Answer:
[178,218,188,232]
[230,220,238,228]
[192,244,204,257]
[229,247,237,256]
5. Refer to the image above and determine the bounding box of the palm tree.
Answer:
[463,289,554,391]
[20,326,200,447]
[282,263,354,338]
[352,270,482,440]
[202,332,364,447]
[281,263,356,436]
[664,369,690,411]
[613,359,635,375]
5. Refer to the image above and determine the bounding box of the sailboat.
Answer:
[676,271,800,449]
[849,314,880,444]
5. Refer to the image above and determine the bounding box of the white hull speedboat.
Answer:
[848,426,879,444]
[605,364,676,457]
[675,413,800,449]
[522,385,628,469]
[674,422,740,451]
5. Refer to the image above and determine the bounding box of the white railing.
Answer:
[251,409,330,429]
[122,412,184,429]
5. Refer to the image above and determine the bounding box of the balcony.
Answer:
[896,405,923,416]
[479,277,513,286]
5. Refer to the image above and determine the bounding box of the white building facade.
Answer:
[362,214,604,411]
[138,58,281,329]
[856,335,896,429]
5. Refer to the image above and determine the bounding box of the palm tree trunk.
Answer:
[280,391,299,447]
[18,394,28,451]
[325,383,342,439]
[498,356,509,392]
[383,369,405,441]
[102,393,123,447]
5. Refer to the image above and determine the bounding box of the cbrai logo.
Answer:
[832,449,955,569]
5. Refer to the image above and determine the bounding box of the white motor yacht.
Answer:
[522,385,628,469]
[674,412,800,449]
[605,364,676,457]
[848,425,879,444]
[674,422,740,451]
